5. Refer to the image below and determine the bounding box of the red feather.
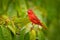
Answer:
[27,9,47,29]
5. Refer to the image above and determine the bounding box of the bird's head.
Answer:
[27,9,33,15]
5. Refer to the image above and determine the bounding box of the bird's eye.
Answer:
[28,11,31,14]
[28,9,33,14]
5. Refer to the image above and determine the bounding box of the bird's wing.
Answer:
[31,14,41,24]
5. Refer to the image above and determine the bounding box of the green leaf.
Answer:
[0,0,4,15]
[0,25,4,40]
[2,0,9,10]
[7,3,17,17]
[13,35,19,40]
[7,25,16,35]
[19,28,25,40]
[29,29,36,40]
[19,0,27,18]
[1,25,12,40]
[37,30,45,40]
[24,32,30,40]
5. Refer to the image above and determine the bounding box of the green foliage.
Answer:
[24,32,30,40]
[30,29,36,40]
[0,0,60,40]
[0,25,12,40]
[37,30,45,40]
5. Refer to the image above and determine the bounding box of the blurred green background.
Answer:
[0,0,60,40]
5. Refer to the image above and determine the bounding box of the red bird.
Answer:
[27,9,47,30]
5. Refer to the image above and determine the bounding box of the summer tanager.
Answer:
[27,9,47,30]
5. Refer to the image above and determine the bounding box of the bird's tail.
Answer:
[39,22,47,30]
